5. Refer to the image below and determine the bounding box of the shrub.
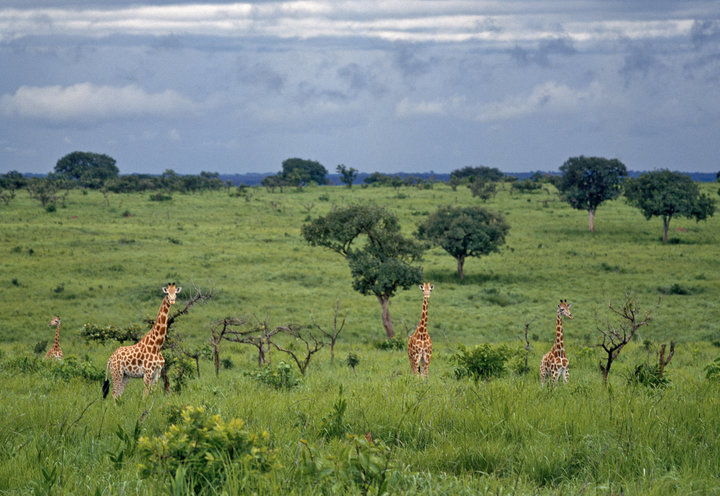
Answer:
[80,322,143,344]
[451,343,515,383]
[138,405,278,493]
[1,355,103,381]
[149,193,172,202]
[33,340,48,355]
[705,356,720,381]
[373,336,406,351]
[320,386,350,439]
[246,361,301,390]
[629,363,669,388]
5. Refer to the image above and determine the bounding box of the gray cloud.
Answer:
[509,37,577,67]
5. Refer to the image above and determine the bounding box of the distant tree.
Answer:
[717,170,720,197]
[556,156,628,232]
[302,205,424,339]
[363,172,393,186]
[450,166,503,184]
[336,164,359,188]
[281,158,328,186]
[261,174,286,193]
[468,179,497,201]
[624,169,716,242]
[55,151,119,189]
[416,206,509,279]
[0,170,27,190]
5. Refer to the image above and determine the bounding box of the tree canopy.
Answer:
[54,151,119,189]
[556,156,628,232]
[624,169,715,242]
[416,206,509,279]
[336,164,358,188]
[301,204,424,338]
[281,158,328,187]
[450,166,504,183]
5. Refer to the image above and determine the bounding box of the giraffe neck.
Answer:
[553,312,565,352]
[416,296,429,337]
[53,323,61,347]
[142,296,171,354]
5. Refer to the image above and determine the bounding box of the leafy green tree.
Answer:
[450,166,503,184]
[557,156,628,232]
[281,158,328,186]
[0,170,27,190]
[417,206,509,279]
[336,164,359,188]
[302,205,424,338]
[54,151,119,189]
[624,169,715,242]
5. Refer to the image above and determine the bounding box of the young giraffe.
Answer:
[408,283,434,376]
[540,299,573,385]
[102,283,181,399]
[44,316,63,360]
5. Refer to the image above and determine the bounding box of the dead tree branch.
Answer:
[597,293,660,387]
[312,299,347,363]
[271,325,325,375]
[219,319,285,367]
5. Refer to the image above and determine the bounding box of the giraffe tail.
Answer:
[102,359,111,399]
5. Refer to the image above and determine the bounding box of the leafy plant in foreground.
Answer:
[451,343,515,383]
[138,405,278,493]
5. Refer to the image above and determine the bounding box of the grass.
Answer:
[1,182,720,494]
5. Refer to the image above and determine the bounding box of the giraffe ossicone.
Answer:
[540,299,572,385]
[103,283,181,399]
[44,316,63,360]
[408,282,434,376]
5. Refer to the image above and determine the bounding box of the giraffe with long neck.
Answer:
[408,283,434,376]
[540,299,573,385]
[103,283,181,399]
[44,316,63,360]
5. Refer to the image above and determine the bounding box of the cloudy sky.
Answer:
[1,1,719,175]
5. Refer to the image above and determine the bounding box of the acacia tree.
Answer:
[416,206,509,280]
[281,158,328,186]
[557,156,628,232]
[302,204,424,339]
[624,169,715,242]
[336,164,359,188]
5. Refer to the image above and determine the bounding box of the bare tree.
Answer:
[597,293,660,386]
[218,319,285,367]
[312,299,347,363]
[518,317,536,375]
[209,317,248,376]
[271,325,325,375]
[658,341,675,377]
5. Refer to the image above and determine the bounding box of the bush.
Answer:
[373,336,406,351]
[451,344,515,383]
[1,355,103,381]
[629,363,669,389]
[80,322,143,344]
[705,356,720,381]
[149,193,172,202]
[138,405,278,493]
[246,361,301,390]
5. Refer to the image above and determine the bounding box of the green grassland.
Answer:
[1,182,720,494]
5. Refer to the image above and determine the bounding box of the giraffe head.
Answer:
[419,282,434,298]
[163,283,182,304]
[49,316,60,327]
[558,299,572,319]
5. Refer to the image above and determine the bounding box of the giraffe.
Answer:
[44,316,63,360]
[540,299,573,385]
[408,282,434,376]
[102,283,181,399]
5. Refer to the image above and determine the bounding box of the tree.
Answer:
[336,164,359,188]
[302,205,424,339]
[416,206,509,280]
[450,166,503,184]
[624,169,716,243]
[556,156,628,232]
[281,158,328,186]
[55,151,119,189]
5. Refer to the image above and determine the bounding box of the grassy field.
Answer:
[1,182,720,494]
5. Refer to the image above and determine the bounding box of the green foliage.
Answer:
[80,322,144,344]
[511,178,543,193]
[336,164,359,188]
[246,361,302,390]
[137,405,279,493]
[299,433,394,494]
[320,386,350,439]
[450,166,504,183]
[625,169,716,242]
[281,157,328,186]
[557,155,627,213]
[467,179,497,201]
[33,340,48,355]
[416,205,509,279]
[629,363,669,389]
[373,336,406,351]
[54,151,119,189]
[705,356,720,381]
[1,355,104,381]
[107,421,142,470]
[451,343,515,383]
[149,192,172,202]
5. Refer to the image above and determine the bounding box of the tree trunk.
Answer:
[662,216,670,243]
[457,255,465,280]
[376,294,395,339]
[588,209,596,232]
[212,343,220,377]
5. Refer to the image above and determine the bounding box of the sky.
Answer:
[1,1,719,176]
